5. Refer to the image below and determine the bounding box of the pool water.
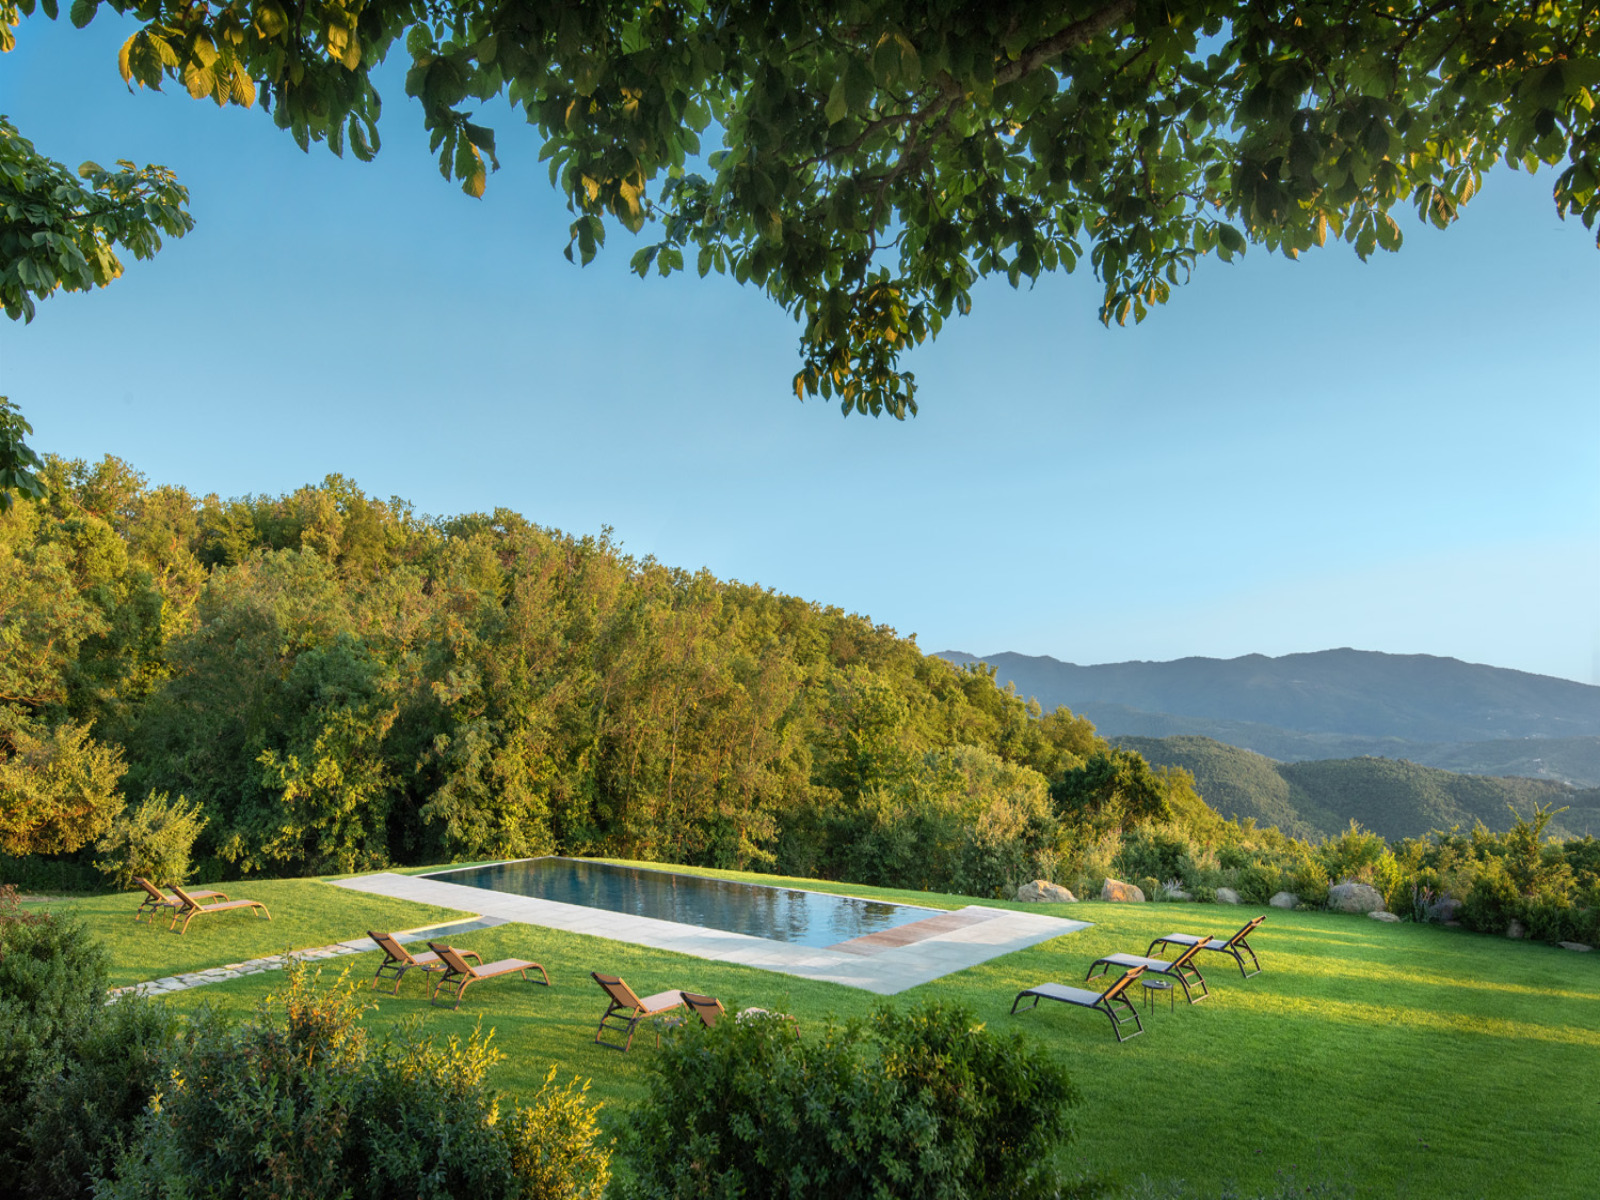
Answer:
[422,858,937,948]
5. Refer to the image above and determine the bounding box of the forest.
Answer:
[4,455,1597,947]
[0,454,1178,891]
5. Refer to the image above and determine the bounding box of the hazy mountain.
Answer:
[935,649,1600,787]
[934,648,1600,741]
[1114,735,1600,843]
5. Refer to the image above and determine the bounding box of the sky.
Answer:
[5,16,1599,684]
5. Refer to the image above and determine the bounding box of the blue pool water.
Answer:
[422,858,937,948]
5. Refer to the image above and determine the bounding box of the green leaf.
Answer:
[825,75,849,126]
[68,0,97,29]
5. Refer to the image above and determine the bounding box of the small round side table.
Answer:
[1140,976,1175,1014]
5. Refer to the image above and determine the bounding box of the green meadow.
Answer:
[38,865,1600,1200]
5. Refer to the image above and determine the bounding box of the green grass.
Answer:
[29,879,469,988]
[40,863,1600,1198]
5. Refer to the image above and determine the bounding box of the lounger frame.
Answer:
[133,877,226,923]
[1086,936,1212,1004]
[592,972,686,1051]
[1011,964,1147,1042]
[428,941,549,1010]
[1146,915,1266,979]
[167,883,270,934]
[367,930,480,995]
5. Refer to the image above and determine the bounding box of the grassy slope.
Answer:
[48,865,1600,1199]
[33,879,467,988]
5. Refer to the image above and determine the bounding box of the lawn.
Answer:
[32,878,468,988]
[42,863,1600,1199]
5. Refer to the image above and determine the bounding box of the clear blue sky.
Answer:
[5,16,1599,684]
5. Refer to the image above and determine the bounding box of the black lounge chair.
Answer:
[1011,964,1146,1042]
[1145,915,1266,979]
[1085,935,1211,1004]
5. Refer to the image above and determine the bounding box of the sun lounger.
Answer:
[133,877,227,923]
[1145,915,1266,979]
[681,991,725,1029]
[367,931,480,995]
[591,972,689,1051]
[1085,935,1211,1003]
[167,882,270,934]
[427,941,549,1010]
[1011,964,1147,1042]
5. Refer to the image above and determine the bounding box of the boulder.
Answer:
[1162,885,1193,902]
[1327,881,1385,914]
[1424,897,1462,924]
[1368,911,1401,922]
[1100,878,1146,903]
[1215,887,1241,905]
[1015,880,1076,904]
[1558,941,1593,953]
[1269,891,1299,910]
[1506,919,1527,940]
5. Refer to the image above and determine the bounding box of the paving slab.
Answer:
[331,872,1090,995]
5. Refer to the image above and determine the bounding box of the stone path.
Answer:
[106,917,504,1002]
[334,871,1092,996]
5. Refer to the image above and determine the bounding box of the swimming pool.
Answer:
[421,858,938,948]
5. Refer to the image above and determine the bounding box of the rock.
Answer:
[1424,897,1462,924]
[1558,941,1593,952]
[1327,881,1385,914]
[1269,891,1299,910]
[1015,880,1076,904]
[1506,919,1527,940]
[1162,885,1193,902]
[1368,911,1401,922]
[1101,878,1146,903]
[1215,887,1241,905]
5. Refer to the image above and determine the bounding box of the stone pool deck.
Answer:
[332,872,1091,995]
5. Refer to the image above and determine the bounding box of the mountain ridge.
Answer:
[932,647,1600,742]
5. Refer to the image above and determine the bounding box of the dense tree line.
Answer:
[1,455,1195,894]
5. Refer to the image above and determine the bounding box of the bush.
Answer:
[100,962,611,1200]
[94,791,207,890]
[0,888,109,1179]
[618,1000,1096,1200]
[1289,856,1330,908]
[1235,865,1279,905]
[19,995,184,1200]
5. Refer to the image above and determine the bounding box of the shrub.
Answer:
[94,791,207,890]
[618,1000,1096,1200]
[100,962,611,1200]
[1235,865,1279,905]
[1289,857,1330,908]
[0,889,109,1179]
[504,1069,612,1200]
[19,995,184,1200]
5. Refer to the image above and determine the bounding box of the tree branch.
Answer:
[995,0,1138,87]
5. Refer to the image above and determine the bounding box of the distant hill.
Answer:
[935,649,1600,787]
[1114,734,1600,842]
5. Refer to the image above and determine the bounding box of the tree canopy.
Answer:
[4,0,1597,419]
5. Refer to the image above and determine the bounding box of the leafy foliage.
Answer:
[0,890,110,1180]
[0,117,192,322]
[93,789,207,889]
[101,961,612,1200]
[11,2,1598,415]
[618,1000,1092,1200]
[0,398,45,513]
[17,994,184,1200]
